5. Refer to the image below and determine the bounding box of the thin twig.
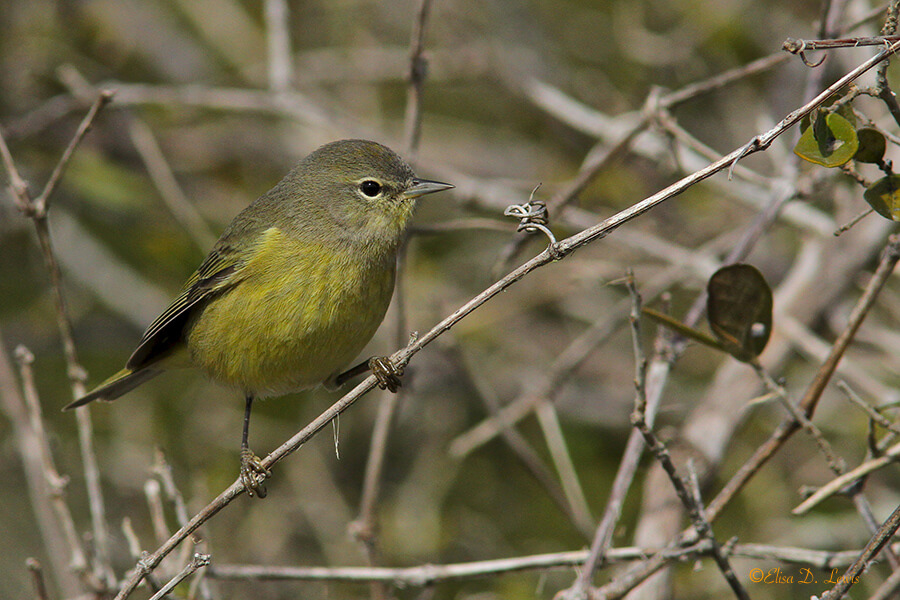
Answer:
[127,117,217,250]
[2,94,83,140]
[562,329,673,598]
[783,34,900,53]
[685,465,750,600]
[147,553,211,600]
[32,91,114,215]
[14,346,88,574]
[868,562,900,600]
[535,401,594,536]
[94,82,332,126]
[211,541,870,586]
[120,517,163,595]
[793,440,900,514]
[0,131,32,211]
[753,364,846,474]
[151,450,213,600]
[151,449,194,534]
[145,480,170,548]
[820,501,900,599]
[403,0,433,159]
[209,550,608,585]
[26,558,50,600]
[834,207,875,236]
[202,542,874,591]
[349,383,397,600]
[122,518,143,563]
[837,380,900,435]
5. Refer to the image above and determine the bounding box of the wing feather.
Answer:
[126,247,243,370]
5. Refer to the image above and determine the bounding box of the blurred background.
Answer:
[3,0,900,599]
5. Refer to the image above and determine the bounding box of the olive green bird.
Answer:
[65,139,453,498]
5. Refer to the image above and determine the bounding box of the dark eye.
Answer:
[359,180,382,197]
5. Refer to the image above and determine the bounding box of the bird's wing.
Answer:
[125,246,245,370]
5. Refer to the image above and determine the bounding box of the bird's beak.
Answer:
[404,178,454,199]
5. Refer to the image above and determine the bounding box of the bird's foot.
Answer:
[240,447,270,499]
[368,356,402,392]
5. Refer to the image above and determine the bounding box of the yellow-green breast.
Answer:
[185,227,396,395]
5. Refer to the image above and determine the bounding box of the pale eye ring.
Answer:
[359,180,382,197]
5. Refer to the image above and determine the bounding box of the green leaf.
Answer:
[706,264,773,362]
[864,175,900,221]
[793,112,859,167]
[854,127,886,164]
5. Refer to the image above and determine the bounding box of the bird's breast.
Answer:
[185,227,396,395]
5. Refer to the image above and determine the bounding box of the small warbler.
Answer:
[65,139,453,497]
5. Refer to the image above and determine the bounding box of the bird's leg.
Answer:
[334,357,403,392]
[240,395,270,498]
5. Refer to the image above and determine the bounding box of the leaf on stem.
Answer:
[864,175,900,221]
[794,111,858,167]
[706,264,773,362]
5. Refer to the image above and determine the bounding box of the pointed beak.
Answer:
[404,178,454,199]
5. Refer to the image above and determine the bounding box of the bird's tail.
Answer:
[63,368,160,410]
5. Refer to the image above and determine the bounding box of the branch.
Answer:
[403,0,433,159]
[820,502,900,599]
[206,542,865,586]
[147,553,210,600]
[792,440,900,514]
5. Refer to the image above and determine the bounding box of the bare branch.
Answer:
[820,502,900,600]
[403,0,434,159]
[148,554,211,600]
[792,440,900,514]
[26,559,50,600]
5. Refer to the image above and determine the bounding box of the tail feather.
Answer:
[64,368,160,410]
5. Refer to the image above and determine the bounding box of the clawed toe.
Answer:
[240,447,271,498]
[368,356,402,392]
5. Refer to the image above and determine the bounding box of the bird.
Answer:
[65,139,454,497]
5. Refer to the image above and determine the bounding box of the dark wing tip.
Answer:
[63,394,96,411]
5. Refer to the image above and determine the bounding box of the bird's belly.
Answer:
[185,249,395,395]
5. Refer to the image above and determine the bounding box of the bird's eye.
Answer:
[359,180,382,197]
